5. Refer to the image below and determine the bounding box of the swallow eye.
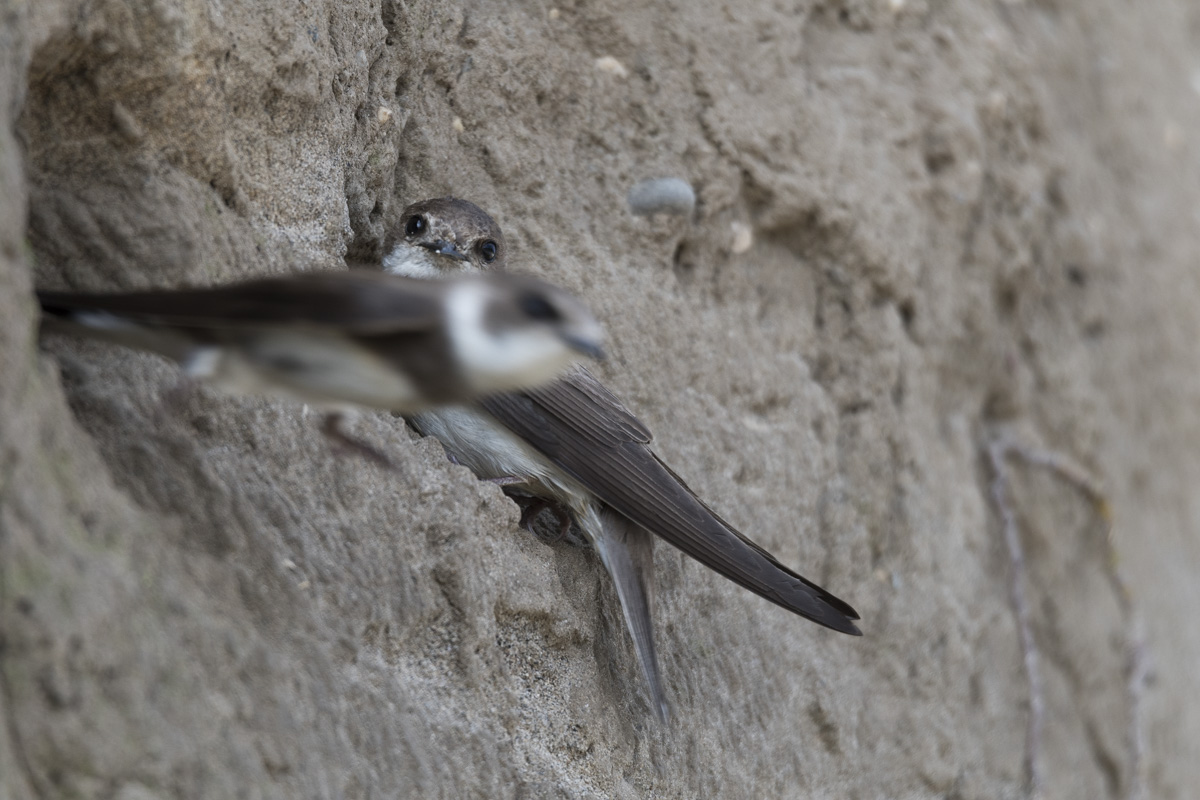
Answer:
[478,240,499,263]
[518,292,561,322]
[404,215,426,238]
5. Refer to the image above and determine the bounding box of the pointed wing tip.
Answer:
[783,578,861,629]
[822,594,860,621]
[825,606,864,638]
[818,612,862,636]
[811,601,862,636]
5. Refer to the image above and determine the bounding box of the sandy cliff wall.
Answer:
[3,1,1199,797]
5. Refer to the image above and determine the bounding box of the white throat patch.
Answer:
[445,280,570,393]
[382,243,444,279]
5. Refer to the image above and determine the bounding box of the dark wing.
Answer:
[508,367,651,446]
[37,271,443,335]
[481,369,861,634]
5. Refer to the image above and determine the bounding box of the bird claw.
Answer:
[487,475,530,488]
[508,493,575,543]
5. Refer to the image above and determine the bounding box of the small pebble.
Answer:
[627,177,695,217]
[740,415,771,433]
[549,7,560,20]
[376,106,393,125]
[595,56,629,79]
[888,0,905,10]
[452,116,465,133]
[730,221,753,254]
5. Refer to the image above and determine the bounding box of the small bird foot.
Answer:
[321,412,399,471]
[487,475,531,488]
[505,491,576,543]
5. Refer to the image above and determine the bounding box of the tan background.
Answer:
[3,1,1199,797]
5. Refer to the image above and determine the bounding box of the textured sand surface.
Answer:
[3,1,1199,797]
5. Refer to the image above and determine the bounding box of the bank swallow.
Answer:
[39,269,605,464]
[385,198,861,720]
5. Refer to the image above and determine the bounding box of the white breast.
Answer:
[410,406,544,479]
[409,406,586,510]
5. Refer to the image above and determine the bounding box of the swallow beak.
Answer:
[418,240,469,261]
[562,334,606,362]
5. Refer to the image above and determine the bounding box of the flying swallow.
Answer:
[38,269,605,465]
[385,197,861,720]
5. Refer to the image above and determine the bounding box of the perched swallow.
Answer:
[385,198,861,720]
[38,269,605,465]
[382,196,507,278]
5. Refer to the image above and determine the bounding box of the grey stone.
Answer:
[627,177,696,217]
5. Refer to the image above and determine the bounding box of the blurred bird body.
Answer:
[38,269,604,414]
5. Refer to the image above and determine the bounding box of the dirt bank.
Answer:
[3,1,1198,797]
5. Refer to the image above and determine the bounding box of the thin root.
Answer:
[986,433,1147,800]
